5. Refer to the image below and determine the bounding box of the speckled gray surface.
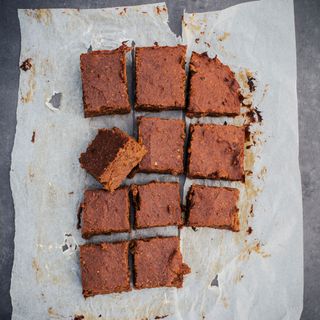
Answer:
[0,0,319,319]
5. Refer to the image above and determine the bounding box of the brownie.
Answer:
[80,188,130,239]
[80,45,131,117]
[186,184,240,231]
[80,242,130,297]
[187,52,241,117]
[135,45,186,111]
[79,128,146,191]
[131,182,182,229]
[187,124,245,181]
[138,117,185,175]
[132,237,190,289]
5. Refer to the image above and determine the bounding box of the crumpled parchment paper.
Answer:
[10,1,302,319]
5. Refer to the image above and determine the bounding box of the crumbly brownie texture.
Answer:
[187,52,241,117]
[186,185,240,231]
[187,124,245,181]
[80,45,131,117]
[132,237,190,289]
[80,242,131,297]
[131,182,182,229]
[80,188,130,239]
[138,117,185,175]
[79,128,147,191]
[135,45,187,111]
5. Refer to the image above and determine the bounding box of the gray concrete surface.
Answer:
[0,0,319,319]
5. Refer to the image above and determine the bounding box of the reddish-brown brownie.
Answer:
[131,182,182,229]
[187,52,241,117]
[138,117,185,175]
[79,128,146,191]
[80,242,130,297]
[80,45,131,117]
[186,184,240,231]
[135,45,186,111]
[132,237,190,289]
[187,124,245,181]
[80,188,130,239]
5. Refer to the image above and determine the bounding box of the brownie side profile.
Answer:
[187,52,241,118]
[137,117,185,175]
[80,45,131,117]
[132,237,190,289]
[135,45,186,111]
[80,188,130,239]
[187,124,245,181]
[79,128,147,191]
[80,242,131,297]
[186,184,240,231]
[131,182,182,229]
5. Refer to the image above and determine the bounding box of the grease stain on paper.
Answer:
[25,9,52,25]
[21,63,36,104]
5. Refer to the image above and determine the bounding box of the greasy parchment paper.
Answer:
[10,1,303,319]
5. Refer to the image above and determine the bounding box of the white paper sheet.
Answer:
[10,1,302,319]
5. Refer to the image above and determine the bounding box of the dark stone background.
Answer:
[0,0,319,319]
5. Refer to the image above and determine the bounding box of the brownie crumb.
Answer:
[247,226,253,235]
[31,131,36,143]
[20,58,32,71]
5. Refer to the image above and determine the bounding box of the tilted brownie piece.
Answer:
[131,181,182,229]
[187,52,241,117]
[187,124,245,181]
[80,188,130,239]
[138,117,185,175]
[135,45,186,111]
[186,184,240,231]
[80,45,131,117]
[79,128,146,191]
[132,237,190,289]
[80,242,130,297]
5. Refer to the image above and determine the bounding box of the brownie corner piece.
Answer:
[131,181,182,229]
[187,124,245,181]
[81,188,130,239]
[138,117,185,175]
[187,51,241,117]
[187,184,240,231]
[79,127,147,191]
[133,237,190,289]
[135,45,187,111]
[80,241,130,297]
[80,45,131,117]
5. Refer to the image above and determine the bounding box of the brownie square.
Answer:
[79,127,146,191]
[186,185,240,231]
[138,117,185,175]
[80,188,130,239]
[132,237,190,289]
[80,242,130,297]
[187,52,241,118]
[187,124,245,181]
[80,45,131,117]
[135,45,186,111]
[131,182,182,229]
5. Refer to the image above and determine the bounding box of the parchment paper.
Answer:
[10,1,303,319]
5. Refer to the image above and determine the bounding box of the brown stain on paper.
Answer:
[32,258,43,282]
[25,9,52,25]
[21,63,36,104]
[217,32,230,41]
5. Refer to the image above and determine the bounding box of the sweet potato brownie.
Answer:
[187,52,241,117]
[137,117,185,175]
[186,184,240,231]
[80,45,131,117]
[135,45,186,111]
[79,128,146,191]
[80,242,130,297]
[187,124,245,181]
[131,182,182,229]
[80,188,130,239]
[132,237,190,289]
